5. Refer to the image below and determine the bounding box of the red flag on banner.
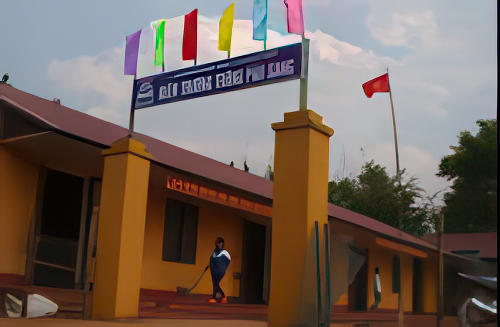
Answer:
[362,73,390,98]
[182,9,198,61]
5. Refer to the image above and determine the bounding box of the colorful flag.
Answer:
[219,2,235,53]
[126,11,198,77]
[124,29,141,76]
[284,0,304,35]
[182,9,198,61]
[151,10,198,67]
[362,73,390,98]
[153,20,166,67]
[253,0,267,41]
[136,25,161,78]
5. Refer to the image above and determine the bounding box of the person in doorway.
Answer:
[370,267,382,309]
[209,237,231,303]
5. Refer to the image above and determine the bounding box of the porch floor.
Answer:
[138,289,453,327]
[0,286,460,327]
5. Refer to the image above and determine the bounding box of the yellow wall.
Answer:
[400,253,413,312]
[335,292,348,305]
[140,175,243,297]
[367,243,400,309]
[423,253,437,312]
[331,221,437,312]
[0,146,39,275]
[369,245,436,313]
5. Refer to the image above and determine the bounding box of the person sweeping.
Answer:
[209,237,231,303]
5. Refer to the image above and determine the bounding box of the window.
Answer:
[162,198,199,264]
[412,257,424,312]
[392,255,400,293]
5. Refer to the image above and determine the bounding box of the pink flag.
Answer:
[284,0,304,35]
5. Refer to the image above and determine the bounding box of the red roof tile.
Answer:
[328,203,437,250]
[421,232,497,258]
[1,83,273,200]
[1,83,438,251]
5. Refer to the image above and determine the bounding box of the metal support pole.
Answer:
[387,68,400,179]
[315,221,322,326]
[128,79,138,134]
[323,223,331,327]
[437,214,444,327]
[299,36,309,111]
[398,252,404,327]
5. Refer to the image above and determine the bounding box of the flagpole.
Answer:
[387,67,400,179]
[264,0,267,51]
[128,78,137,134]
[299,33,309,111]
[437,213,444,327]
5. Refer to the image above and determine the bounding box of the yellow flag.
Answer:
[218,2,234,53]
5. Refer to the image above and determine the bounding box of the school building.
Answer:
[0,82,494,326]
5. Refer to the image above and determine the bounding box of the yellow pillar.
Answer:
[268,110,334,327]
[92,136,152,319]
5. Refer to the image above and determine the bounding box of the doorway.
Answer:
[240,219,267,304]
[412,257,424,313]
[348,250,368,311]
[32,169,84,289]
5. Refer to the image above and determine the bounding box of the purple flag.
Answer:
[125,29,142,76]
[284,0,304,35]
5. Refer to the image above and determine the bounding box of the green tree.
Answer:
[437,119,497,233]
[328,161,436,236]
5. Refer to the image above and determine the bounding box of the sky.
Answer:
[1,0,497,205]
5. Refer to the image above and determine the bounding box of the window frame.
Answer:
[162,198,199,264]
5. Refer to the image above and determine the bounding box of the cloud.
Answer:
[44,12,494,205]
[47,47,132,127]
[367,10,437,50]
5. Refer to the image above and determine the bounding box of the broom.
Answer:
[176,264,209,295]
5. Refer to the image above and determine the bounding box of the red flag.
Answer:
[182,9,198,61]
[362,73,390,98]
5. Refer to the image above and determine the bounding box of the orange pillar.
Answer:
[92,136,152,319]
[268,110,334,327]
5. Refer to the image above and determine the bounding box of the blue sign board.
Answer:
[133,42,303,109]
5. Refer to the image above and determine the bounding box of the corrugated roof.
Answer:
[0,83,273,200]
[0,83,128,146]
[421,232,497,258]
[1,83,437,251]
[328,203,437,250]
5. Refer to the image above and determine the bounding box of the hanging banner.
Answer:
[133,42,302,109]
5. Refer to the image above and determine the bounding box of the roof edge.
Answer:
[0,95,59,129]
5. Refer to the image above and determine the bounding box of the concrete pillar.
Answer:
[268,110,334,327]
[92,136,152,319]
